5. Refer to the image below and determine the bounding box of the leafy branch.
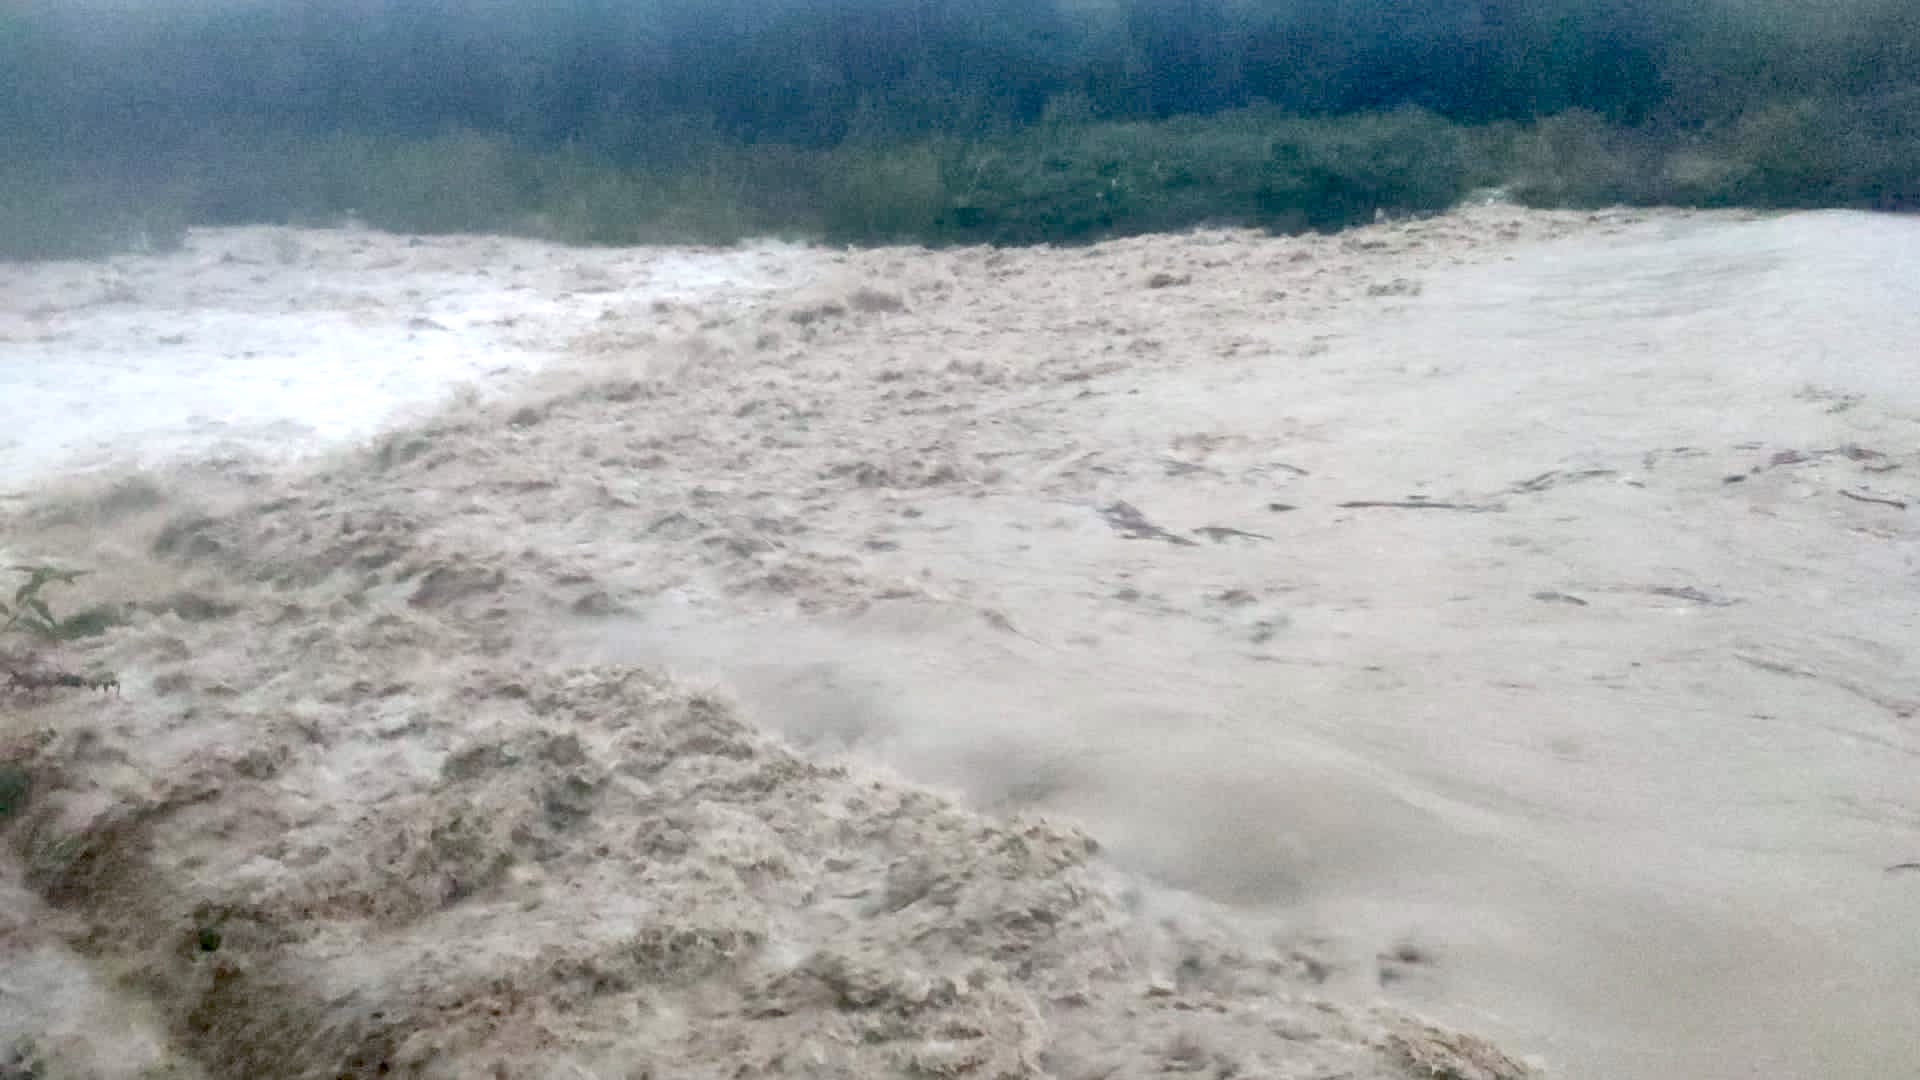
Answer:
[2,565,120,697]
[1,565,91,642]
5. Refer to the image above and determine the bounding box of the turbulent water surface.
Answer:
[3,207,1916,1079]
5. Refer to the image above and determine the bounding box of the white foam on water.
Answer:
[0,226,814,489]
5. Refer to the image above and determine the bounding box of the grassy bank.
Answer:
[4,100,1916,261]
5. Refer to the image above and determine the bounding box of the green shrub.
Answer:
[0,168,187,262]
[1504,110,1671,208]
[820,142,951,244]
[1713,94,1920,208]
[7,97,1915,261]
[352,133,532,235]
[838,107,1473,246]
[183,135,785,246]
[1259,109,1472,231]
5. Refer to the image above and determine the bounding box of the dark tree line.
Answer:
[6,0,1918,166]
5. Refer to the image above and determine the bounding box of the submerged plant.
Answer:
[2,565,121,695]
[1,565,90,641]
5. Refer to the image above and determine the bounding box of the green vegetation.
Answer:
[0,764,28,822]
[16,113,1480,257]
[1502,95,1920,211]
[2,566,93,643]
[2,1037,46,1080]
[1,565,122,697]
[826,108,1476,244]
[0,0,1915,258]
[9,103,1910,260]
[0,165,187,262]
